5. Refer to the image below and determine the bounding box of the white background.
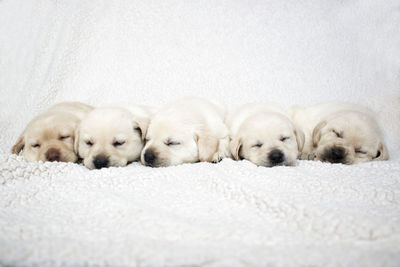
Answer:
[1,0,399,155]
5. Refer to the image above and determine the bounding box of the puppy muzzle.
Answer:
[93,155,109,169]
[322,146,347,164]
[143,149,158,167]
[268,149,285,166]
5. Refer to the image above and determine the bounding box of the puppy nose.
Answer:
[268,149,284,165]
[144,150,156,166]
[93,156,109,169]
[46,148,61,162]
[325,147,345,163]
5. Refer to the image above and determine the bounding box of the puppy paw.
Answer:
[308,152,317,160]
[211,137,230,163]
[211,152,224,163]
[299,152,316,160]
[299,152,309,160]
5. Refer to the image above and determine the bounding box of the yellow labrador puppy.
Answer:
[141,97,230,167]
[12,102,93,162]
[290,102,389,164]
[226,103,304,167]
[75,105,153,169]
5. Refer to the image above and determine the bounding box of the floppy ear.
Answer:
[11,134,25,154]
[74,127,80,154]
[133,117,150,141]
[374,142,389,161]
[229,137,242,161]
[312,120,327,148]
[195,131,219,162]
[294,125,305,152]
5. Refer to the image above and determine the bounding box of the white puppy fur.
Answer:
[226,103,304,167]
[76,104,153,169]
[12,102,93,162]
[289,102,389,164]
[141,97,230,167]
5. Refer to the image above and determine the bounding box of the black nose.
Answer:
[93,156,109,169]
[268,149,284,165]
[144,150,156,166]
[325,147,345,163]
[46,148,61,162]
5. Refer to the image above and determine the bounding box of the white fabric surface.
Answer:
[1,0,400,266]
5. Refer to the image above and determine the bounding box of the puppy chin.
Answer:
[109,157,128,168]
[23,153,40,162]
[83,157,96,170]
[142,157,170,167]
[251,155,296,167]
[61,152,78,163]
[283,158,297,166]
[351,157,369,164]
[252,160,283,167]
[84,155,128,170]
[265,160,296,167]
[152,162,168,167]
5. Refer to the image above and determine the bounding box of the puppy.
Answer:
[289,102,389,164]
[226,103,304,167]
[11,102,93,162]
[141,97,230,167]
[76,105,153,169]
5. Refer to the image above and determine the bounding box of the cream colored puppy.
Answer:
[141,97,230,167]
[290,102,389,164]
[76,105,153,169]
[226,103,304,167]
[12,102,93,162]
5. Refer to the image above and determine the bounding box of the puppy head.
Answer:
[76,108,148,169]
[230,112,304,167]
[12,114,79,162]
[141,119,199,167]
[312,111,388,164]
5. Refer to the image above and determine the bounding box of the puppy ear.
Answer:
[229,137,242,160]
[312,120,327,148]
[11,134,25,154]
[294,125,305,152]
[374,142,389,161]
[73,127,80,154]
[133,117,149,141]
[195,132,219,162]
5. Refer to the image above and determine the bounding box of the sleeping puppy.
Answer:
[11,102,93,162]
[226,103,304,167]
[289,102,389,164]
[141,97,230,167]
[75,105,153,169]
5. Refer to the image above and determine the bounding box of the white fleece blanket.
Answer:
[1,0,400,266]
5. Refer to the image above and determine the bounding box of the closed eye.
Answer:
[31,143,40,148]
[134,127,142,136]
[85,140,93,146]
[332,130,343,138]
[113,141,125,147]
[252,143,263,148]
[59,135,70,140]
[280,137,289,142]
[165,140,180,146]
[355,149,366,154]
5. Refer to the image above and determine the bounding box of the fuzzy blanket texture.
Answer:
[1,0,400,266]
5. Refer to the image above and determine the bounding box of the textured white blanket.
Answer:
[1,0,400,266]
[1,155,400,266]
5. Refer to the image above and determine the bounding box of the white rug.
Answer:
[1,154,400,266]
[1,0,400,266]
